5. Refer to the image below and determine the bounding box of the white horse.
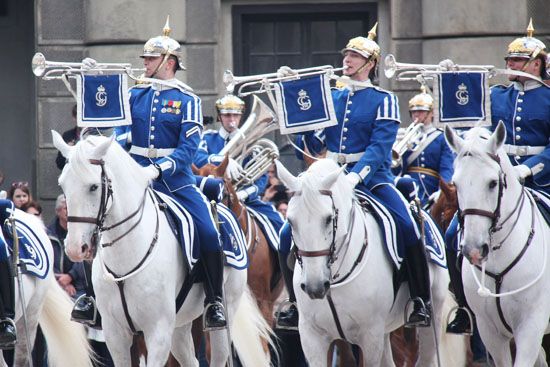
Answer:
[276,159,450,366]
[0,208,92,367]
[445,123,550,367]
[52,131,272,367]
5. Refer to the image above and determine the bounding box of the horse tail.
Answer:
[39,277,95,367]
[231,285,277,367]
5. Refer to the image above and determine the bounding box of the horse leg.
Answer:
[208,329,231,367]
[513,323,549,367]
[476,321,512,367]
[171,323,198,367]
[381,334,397,367]
[143,325,175,367]
[102,323,135,366]
[358,331,385,367]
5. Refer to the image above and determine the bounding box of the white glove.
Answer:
[345,172,361,187]
[513,164,532,180]
[277,66,298,78]
[226,158,243,181]
[82,58,98,70]
[438,59,457,71]
[236,190,248,201]
[145,164,160,179]
[0,190,6,200]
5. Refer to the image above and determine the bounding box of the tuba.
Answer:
[391,119,423,168]
[219,95,280,190]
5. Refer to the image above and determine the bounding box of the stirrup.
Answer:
[70,294,98,326]
[274,299,299,331]
[0,318,17,349]
[202,301,227,332]
[404,297,431,328]
[445,305,474,335]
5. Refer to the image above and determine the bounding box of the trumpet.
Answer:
[32,52,145,80]
[224,65,347,96]
[384,54,495,81]
[233,139,280,191]
[391,119,423,168]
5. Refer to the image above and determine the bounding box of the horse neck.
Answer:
[331,197,367,271]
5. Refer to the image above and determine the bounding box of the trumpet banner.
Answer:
[433,71,491,128]
[76,74,132,127]
[271,73,337,134]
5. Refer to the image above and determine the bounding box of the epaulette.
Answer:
[490,83,509,91]
[202,129,218,135]
[371,85,393,94]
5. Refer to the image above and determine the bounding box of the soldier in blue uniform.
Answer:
[395,87,454,206]
[0,201,16,348]
[445,20,550,334]
[278,23,433,327]
[194,93,285,278]
[72,18,227,329]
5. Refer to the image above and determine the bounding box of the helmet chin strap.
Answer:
[150,53,171,79]
[511,48,542,82]
[348,59,374,80]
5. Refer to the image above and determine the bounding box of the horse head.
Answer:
[445,122,520,265]
[52,130,155,262]
[277,159,353,299]
[430,179,457,232]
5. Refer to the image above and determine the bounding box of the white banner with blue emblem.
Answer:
[433,71,491,128]
[271,74,337,134]
[76,74,132,127]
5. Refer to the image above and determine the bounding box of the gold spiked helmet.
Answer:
[341,23,381,61]
[142,16,185,70]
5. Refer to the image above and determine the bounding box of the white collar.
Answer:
[421,123,437,134]
[218,127,239,141]
[513,79,543,92]
[341,77,373,92]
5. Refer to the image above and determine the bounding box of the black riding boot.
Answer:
[276,252,298,329]
[202,249,227,330]
[71,261,100,328]
[446,249,472,334]
[0,258,16,349]
[405,243,432,327]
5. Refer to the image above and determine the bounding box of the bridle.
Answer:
[66,158,150,255]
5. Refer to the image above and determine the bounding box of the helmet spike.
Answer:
[163,15,171,37]
[420,85,427,94]
[367,22,378,41]
[526,18,534,38]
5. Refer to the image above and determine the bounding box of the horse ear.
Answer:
[439,179,452,198]
[444,125,464,153]
[489,121,506,153]
[321,164,346,190]
[52,130,73,158]
[91,135,114,159]
[216,155,229,177]
[275,160,300,192]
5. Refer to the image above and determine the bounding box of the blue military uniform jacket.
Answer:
[491,81,550,193]
[305,82,400,189]
[194,127,268,199]
[116,81,203,192]
[401,126,454,202]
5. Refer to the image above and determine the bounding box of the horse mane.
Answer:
[60,135,148,188]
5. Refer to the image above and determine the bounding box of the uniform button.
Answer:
[150,135,155,140]
[151,117,155,121]
[151,126,155,131]
[153,107,157,112]
[349,92,354,97]
[421,174,426,178]
[517,107,522,112]
[517,99,523,103]
[421,157,425,161]
[342,137,347,141]
[343,127,348,132]
[519,91,525,96]
[348,101,353,105]
[346,110,351,114]
[421,164,425,167]
[154,99,159,103]
[515,116,521,121]
[341,145,346,150]
[515,155,521,160]
[515,126,521,132]
[344,118,349,122]
[155,91,160,96]
[149,144,155,149]
[516,135,521,140]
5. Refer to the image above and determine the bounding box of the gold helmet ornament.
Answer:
[506,18,547,60]
[216,94,245,115]
[408,85,434,112]
[341,23,381,61]
[142,16,185,70]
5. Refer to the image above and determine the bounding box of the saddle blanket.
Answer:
[0,206,50,279]
[355,191,447,269]
[527,188,550,227]
[154,191,248,270]
[246,205,282,252]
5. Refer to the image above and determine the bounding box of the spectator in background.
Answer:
[8,181,32,209]
[22,200,42,218]
[56,104,82,171]
[262,164,289,204]
[276,200,288,218]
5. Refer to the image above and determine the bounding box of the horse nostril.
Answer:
[324,281,330,291]
[300,283,306,291]
[481,244,489,258]
[81,244,88,254]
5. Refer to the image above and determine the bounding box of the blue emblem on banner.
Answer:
[76,74,132,127]
[272,74,337,134]
[434,72,491,128]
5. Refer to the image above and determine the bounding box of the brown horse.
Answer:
[193,158,284,329]
[430,178,458,233]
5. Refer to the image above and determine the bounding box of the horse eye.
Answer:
[489,180,498,189]
[325,216,332,226]
[90,184,99,192]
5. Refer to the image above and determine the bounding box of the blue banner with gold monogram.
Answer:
[433,71,491,128]
[272,74,337,134]
[76,74,132,127]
